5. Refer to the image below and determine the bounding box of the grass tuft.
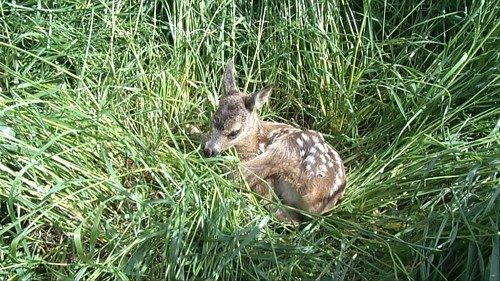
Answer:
[1,0,499,280]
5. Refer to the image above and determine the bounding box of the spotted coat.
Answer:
[203,60,346,223]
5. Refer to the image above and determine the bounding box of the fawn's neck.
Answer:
[234,117,267,156]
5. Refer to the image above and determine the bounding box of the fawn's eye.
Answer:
[227,129,240,139]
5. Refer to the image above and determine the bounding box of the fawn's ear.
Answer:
[245,84,274,111]
[223,59,238,95]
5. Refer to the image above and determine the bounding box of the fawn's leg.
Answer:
[243,173,302,223]
[240,148,302,188]
[186,124,208,143]
[240,152,305,223]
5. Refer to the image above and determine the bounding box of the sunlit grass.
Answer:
[1,0,498,280]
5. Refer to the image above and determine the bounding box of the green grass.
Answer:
[1,0,499,280]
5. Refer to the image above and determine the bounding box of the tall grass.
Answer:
[1,0,498,280]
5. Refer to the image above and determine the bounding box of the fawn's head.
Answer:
[204,60,273,157]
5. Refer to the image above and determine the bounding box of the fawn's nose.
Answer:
[204,147,220,157]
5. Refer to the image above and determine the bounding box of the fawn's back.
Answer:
[204,60,346,222]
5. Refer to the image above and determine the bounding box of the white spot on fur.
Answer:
[327,161,334,168]
[301,133,310,142]
[309,131,324,140]
[312,135,319,144]
[319,154,326,163]
[317,164,327,177]
[325,153,332,162]
[316,143,326,153]
[310,147,317,154]
[296,138,304,147]
[334,172,344,186]
[300,149,306,157]
[305,155,316,165]
[333,152,342,163]
[258,143,266,154]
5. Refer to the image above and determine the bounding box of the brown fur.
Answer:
[203,60,346,223]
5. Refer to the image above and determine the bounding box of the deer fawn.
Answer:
[201,60,346,223]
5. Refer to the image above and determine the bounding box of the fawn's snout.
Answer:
[204,136,224,157]
[204,146,220,157]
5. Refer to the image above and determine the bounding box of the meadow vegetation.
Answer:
[0,0,499,280]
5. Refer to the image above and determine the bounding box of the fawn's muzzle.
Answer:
[204,147,220,157]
